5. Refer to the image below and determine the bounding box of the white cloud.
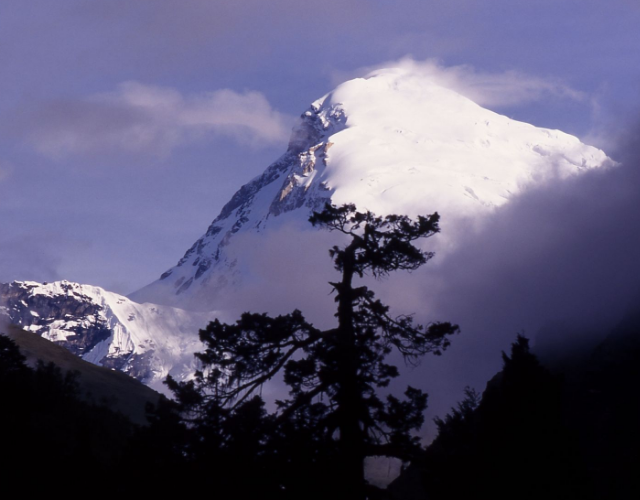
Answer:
[25,82,294,158]
[336,57,587,109]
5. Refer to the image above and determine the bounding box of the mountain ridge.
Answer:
[0,280,213,389]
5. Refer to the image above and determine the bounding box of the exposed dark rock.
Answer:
[177,240,199,267]
[195,259,211,280]
[176,277,193,295]
[0,281,111,357]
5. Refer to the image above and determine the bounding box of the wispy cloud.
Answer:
[21,82,294,159]
[336,57,587,109]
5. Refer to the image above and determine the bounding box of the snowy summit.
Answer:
[131,67,612,310]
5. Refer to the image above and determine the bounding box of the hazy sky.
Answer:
[1,0,639,294]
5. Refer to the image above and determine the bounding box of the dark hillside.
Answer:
[3,324,160,425]
[0,332,134,489]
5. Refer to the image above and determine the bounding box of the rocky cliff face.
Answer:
[1,281,111,357]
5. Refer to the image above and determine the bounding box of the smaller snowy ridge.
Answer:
[0,280,214,390]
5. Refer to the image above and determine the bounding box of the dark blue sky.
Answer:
[1,0,639,294]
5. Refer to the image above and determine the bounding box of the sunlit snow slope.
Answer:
[0,280,212,390]
[132,67,612,310]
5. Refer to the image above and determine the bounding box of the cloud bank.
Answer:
[21,83,294,159]
[379,120,640,425]
[205,118,640,432]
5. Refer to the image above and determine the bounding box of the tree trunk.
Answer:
[335,242,366,499]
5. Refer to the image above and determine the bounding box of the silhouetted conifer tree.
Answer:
[167,203,459,499]
[409,335,588,500]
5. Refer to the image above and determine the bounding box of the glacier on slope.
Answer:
[131,67,612,311]
[0,280,213,390]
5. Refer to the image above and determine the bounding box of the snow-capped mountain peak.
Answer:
[131,67,612,311]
